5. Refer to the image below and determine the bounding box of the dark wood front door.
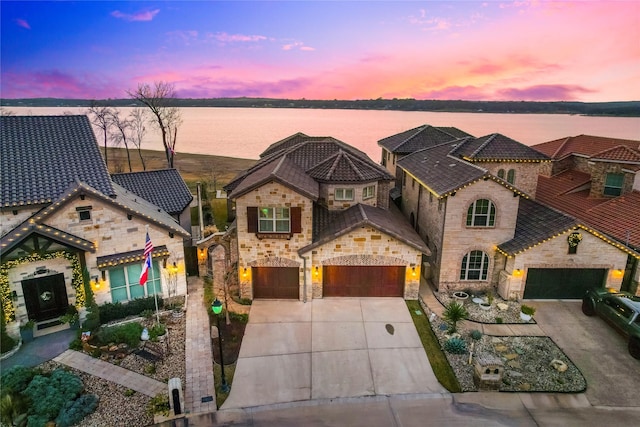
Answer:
[253,267,299,299]
[323,265,405,297]
[22,273,68,321]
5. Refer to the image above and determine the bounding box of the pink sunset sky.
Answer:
[1,1,639,101]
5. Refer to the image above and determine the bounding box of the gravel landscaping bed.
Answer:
[437,291,534,324]
[38,311,186,426]
[430,315,586,393]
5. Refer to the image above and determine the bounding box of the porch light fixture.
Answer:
[11,291,18,301]
[211,298,230,393]
[314,266,319,275]
[242,268,248,277]
[172,262,179,275]
[513,269,522,277]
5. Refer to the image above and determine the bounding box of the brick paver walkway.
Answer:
[53,350,166,397]
[184,277,217,414]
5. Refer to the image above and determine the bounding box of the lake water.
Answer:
[8,106,640,161]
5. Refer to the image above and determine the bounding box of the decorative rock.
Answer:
[494,344,509,353]
[514,347,525,355]
[491,337,503,344]
[506,370,523,377]
[497,303,509,311]
[109,345,119,352]
[519,383,531,391]
[550,359,568,372]
[507,360,521,369]
[504,353,518,360]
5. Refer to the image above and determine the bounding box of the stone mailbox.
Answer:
[168,377,184,415]
[473,352,504,391]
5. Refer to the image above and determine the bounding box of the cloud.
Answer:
[213,32,267,43]
[0,70,122,99]
[282,41,315,51]
[111,9,159,22]
[497,84,596,101]
[16,19,31,30]
[416,85,491,101]
[174,76,313,99]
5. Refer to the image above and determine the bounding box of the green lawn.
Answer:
[406,300,461,393]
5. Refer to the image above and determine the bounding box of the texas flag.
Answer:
[139,232,154,286]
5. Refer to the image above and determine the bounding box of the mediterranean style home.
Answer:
[533,135,640,295]
[224,133,429,301]
[379,126,639,300]
[0,115,191,337]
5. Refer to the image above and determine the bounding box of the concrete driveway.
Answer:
[533,301,640,407]
[221,298,446,409]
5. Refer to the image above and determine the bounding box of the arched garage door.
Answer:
[253,267,299,299]
[323,265,405,297]
[523,268,606,299]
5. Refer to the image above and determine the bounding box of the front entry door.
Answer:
[22,273,68,321]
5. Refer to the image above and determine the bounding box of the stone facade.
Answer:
[497,230,628,300]
[1,208,39,236]
[588,162,635,198]
[302,227,423,300]
[438,180,519,293]
[478,161,545,198]
[322,182,381,210]
[5,193,188,321]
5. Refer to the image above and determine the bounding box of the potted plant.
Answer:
[60,305,80,329]
[520,304,536,321]
[20,319,35,343]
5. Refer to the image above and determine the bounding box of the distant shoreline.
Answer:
[2,97,639,117]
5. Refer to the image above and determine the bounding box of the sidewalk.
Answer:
[54,350,166,397]
[183,277,217,414]
[418,279,546,337]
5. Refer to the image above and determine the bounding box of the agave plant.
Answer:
[443,301,469,333]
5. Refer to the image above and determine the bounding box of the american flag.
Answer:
[139,232,154,286]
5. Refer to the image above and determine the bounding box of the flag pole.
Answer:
[147,225,161,325]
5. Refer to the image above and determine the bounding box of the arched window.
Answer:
[497,169,505,179]
[507,169,516,184]
[460,250,489,281]
[466,199,496,227]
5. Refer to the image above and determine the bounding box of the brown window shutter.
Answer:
[291,207,302,233]
[247,207,258,232]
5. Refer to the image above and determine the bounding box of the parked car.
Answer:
[582,288,640,359]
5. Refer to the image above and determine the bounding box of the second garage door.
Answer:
[523,268,606,299]
[323,265,405,297]
[253,267,299,299]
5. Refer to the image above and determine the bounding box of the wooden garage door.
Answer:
[323,266,405,297]
[523,268,606,299]
[253,267,299,299]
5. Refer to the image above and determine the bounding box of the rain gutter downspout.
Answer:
[300,254,308,303]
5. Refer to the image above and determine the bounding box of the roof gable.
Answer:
[378,124,473,154]
[1,115,114,208]
[590,145,640,166]
[111,169,193,215]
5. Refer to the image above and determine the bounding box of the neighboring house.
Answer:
[0,116,190,337]
[533,135,640,295]
[382,129,636,300]
[224,133,429,301]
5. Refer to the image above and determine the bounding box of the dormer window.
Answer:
[604,173,624,196]
[335,188,354,201]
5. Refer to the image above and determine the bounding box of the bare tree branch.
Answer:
[129,108,148,171]
[87,101,115,167]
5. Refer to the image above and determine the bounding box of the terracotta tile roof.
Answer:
[112,169,193,215]
[536,173,640,251]
[1,115,114,208]
[397,141,488,196]
[303,203,430,254]
[498,198,578,256]
[532,134,640,160]
[590,146,640,170]
[378,124,473,154]
[451,133,550,162]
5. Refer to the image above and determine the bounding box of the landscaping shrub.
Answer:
[23,369,84,422]
[470,329,483,341]
[444,337,468,354]
[443,301,469,333]
[0,392,29,427]
[99,296,164,323]
[149,323,166,341]
[1,366,40,395]
[95,322,143,347]
[1,307,17,354]
[147,393,170,416]
[55,394,98,427]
